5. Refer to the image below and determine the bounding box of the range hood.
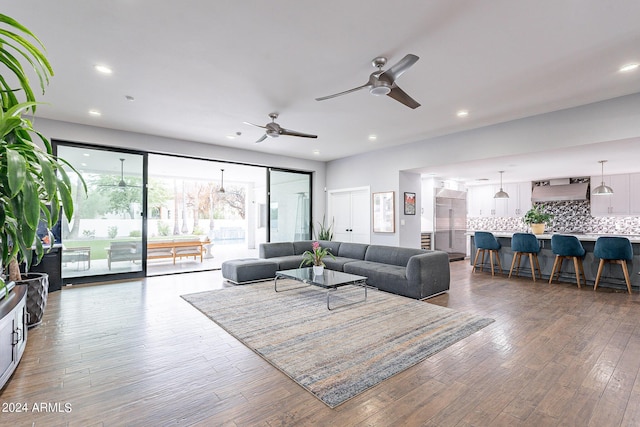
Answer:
[531,180,589,202]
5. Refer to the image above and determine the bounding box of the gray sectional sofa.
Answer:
[227,240,450,300]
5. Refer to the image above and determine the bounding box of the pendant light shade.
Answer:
[494,171,510,199]
[592,160,613,196]
[219,168,225,193]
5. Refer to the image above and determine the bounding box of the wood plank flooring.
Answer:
[2,261,640,426]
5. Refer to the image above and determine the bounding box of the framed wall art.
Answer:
[372,191,395,233]
[404,192,416,215]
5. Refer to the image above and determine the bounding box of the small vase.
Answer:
[313,265,324,276]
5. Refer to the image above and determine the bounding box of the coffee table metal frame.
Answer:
[274,267,369,310]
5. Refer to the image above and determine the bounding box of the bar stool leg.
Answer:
[572,256,582,288]
[594,259,605,291]
[577,258,585,288]
[489,250,495,276]
[509,252,519,279]
[533,254,542,280]
[494,250,503,276]
[526,253,534,282]
[472,249,482,273]
[549,256,560,284]
[619,260,632,294]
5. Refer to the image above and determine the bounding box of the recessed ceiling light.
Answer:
[225,135,236,140]
[88,110,101,116]
[81,162,87,167]
[368,135,377,141]
[312,149,320,156]
[83,153,90,157]
[457,110,469,117]
[619,63,639,73]
[94,64,113,74]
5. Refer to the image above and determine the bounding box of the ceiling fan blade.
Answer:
[315,83,371,101]
[386,85,421,109]
[379,54,419,83]
[280,128,318,139]
[243,121,267,129]
[255,134,268,143]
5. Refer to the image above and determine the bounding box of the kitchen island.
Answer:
[468,232,640,291]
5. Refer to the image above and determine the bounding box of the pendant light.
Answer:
[218,168,225,193]
[592,160,614,195]
[494,171,509,199]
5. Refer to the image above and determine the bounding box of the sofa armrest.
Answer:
[406,251,450,296]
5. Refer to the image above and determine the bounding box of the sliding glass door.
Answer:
[268,169,312,242]
[56,144,146,283]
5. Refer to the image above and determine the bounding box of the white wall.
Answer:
[326,92,640,246]
[399,171,421,248]
[32,117,327,228]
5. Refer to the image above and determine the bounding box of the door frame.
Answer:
[267,168,313,242]
[54,140,148,284]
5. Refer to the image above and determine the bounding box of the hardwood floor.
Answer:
[2,261,640,426]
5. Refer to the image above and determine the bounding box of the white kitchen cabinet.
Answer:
[467,185,494,217]
[504,182,532,217]
[590,174,630,216]
[468,182,531,218]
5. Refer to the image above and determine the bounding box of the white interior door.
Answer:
[349,189,370,243]
[328,187,370,244]
[330,191,352,242]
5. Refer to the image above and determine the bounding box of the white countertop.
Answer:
[467,231,640,243]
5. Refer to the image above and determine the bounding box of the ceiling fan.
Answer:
[316,54,421,109]
[101,158,141,188]
[244,112,318,143]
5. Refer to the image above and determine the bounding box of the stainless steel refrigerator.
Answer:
[434,188,467,261]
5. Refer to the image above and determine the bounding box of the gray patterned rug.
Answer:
[182,281,494,408]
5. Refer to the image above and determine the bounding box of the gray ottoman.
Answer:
[222,258,279,284]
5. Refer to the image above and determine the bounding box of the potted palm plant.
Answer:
[523,206,553,235]
[0,14,84,322]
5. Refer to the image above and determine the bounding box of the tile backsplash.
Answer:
[467,200,640,234]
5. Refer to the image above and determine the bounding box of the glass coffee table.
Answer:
[274,267,369,310]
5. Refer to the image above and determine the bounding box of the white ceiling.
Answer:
[4,1,640,184]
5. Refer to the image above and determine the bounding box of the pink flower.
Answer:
[312,241,320,250]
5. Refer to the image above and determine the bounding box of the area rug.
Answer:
[182,281,494,408]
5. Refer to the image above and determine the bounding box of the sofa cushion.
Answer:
[319,240,341,255]
[293,240,314,255]
[260,242,294,258]
[344,260,408,288]
[337,243,369,260]
[322,256,358,271]
[365,245,427,267]
[268,255,305,270]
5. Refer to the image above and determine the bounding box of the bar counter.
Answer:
[468,232,640,291]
